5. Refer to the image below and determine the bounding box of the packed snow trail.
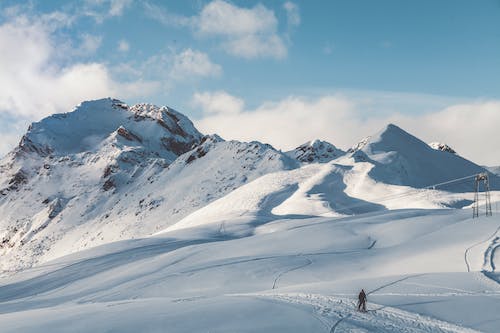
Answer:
[258,293,482,333]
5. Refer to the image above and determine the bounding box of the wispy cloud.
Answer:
[113,48,222,86]
[77,33,103,55]
[83,0,133,23]
[283,2,300,29]
[143,2,193,27]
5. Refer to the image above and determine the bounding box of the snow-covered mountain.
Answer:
[286,140,345,163]
[0,100,498,273]
[0,98,297,271]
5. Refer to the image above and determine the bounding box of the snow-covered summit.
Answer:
[17,98,202,159]
[349,123,499,190]
[286,140,345,163]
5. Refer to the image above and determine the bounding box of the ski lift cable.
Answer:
[423,174,478,190]
[333,173,482,214]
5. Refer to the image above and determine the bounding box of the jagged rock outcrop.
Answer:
[287,140,345,163]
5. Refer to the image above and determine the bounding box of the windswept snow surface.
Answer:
[0,209,499,332]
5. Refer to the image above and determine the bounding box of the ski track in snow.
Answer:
[482,235,500,285]
[252,293,482,333]
[272,240,378,290]
[464,219,500,273]
[272,254,313,290]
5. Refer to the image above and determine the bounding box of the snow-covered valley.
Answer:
[0,209,499,332]
[0,98,499,332]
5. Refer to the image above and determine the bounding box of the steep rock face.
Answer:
[348,124,499,191]
[286,140,345,163]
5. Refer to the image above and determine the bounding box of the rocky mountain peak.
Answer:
[287,140,345,163]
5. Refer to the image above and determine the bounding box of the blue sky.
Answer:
[1,0,500,164]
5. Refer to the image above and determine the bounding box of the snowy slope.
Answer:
[0,209,499,332]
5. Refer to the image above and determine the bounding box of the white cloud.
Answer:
[194,91,500,166]
[118,39,130,52]
[145,0,295,59]
[0,14,158,120]
[170,49,222,79]
[192,91,244,115]
[196,0,287,59]
[195,92,359,149]
[197,1,277,36]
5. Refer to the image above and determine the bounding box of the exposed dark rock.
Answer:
[161,137,195,156]
[48,198,65,219]
[8,170,28,190]
[186,146,208,164]
[103,179,115,191]
[117,126,142,142]
[103,165,116,178]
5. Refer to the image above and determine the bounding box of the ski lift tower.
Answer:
[473,173,492,218]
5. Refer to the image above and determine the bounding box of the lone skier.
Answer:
[358,289,367,312]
